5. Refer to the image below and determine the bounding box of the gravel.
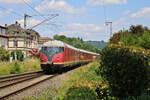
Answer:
[7,65,86,100]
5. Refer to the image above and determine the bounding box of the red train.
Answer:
[30,40,99,73]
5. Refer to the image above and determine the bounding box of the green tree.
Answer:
[53,35,101,53]
[0,46,10,61]
[99,46,150,98]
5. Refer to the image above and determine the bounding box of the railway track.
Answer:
[0,71,58,100]
[0,71,43,89]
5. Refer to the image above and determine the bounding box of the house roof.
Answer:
[6,22,40,37]
[0,25,7,29]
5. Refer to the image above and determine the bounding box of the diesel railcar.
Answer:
[29,40,99,73]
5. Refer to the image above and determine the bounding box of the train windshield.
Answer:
[42,47,64,62]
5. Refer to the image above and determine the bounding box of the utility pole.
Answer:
[105,21,112,38]
[24,13,31,58]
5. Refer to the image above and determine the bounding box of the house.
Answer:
[6,21,40,56]
[0,21,54,58]
[0,25,8,49]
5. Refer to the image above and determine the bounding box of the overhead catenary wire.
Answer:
[29,14,58,29]
[22,0,60,29]
[102,0,107,23]
[102,0,113,39]
[23,0,47,19]
[22,0,58,21]
[102,0,107,35]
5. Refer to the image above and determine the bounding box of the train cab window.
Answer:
[53,47,64,53]
[59,47,64,52]
[42,47,64,54]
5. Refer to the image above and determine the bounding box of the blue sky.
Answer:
[0,0,149,41]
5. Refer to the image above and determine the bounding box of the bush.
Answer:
[123,91,150,100]
[11,50,24,61]
[10,61,23,74]
[0,46,10,61]
[99,46,150,98]
[138,31,150,49]
[96,84,117,100]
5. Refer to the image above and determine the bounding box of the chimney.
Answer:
[15,21,18,25]
[4,24,7,28]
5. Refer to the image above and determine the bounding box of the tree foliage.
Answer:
[110,25,150,49]
[53,35,101,53]
[99,46,150,98]
[0,46,10,61]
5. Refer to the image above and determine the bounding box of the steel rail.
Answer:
[0,74,58,100]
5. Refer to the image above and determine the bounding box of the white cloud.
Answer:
[86,0,127,6]
[0,0,32,4]
[18,19,41,28]
[35,0,86,14]
[0,9,14,18]
[6,9,13,14]
[58,23,104,40]
[131,7,150,18]
[123,10,130,15]
[65,23,103,33]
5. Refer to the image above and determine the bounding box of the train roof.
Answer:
[43,40,99,55]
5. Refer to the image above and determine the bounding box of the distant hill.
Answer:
[85,41,107,49]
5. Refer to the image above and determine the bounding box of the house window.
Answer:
[0,28,6,34]
[1,28,6,34]
[14,40,18,47]
[4,40,7,47]
[14,31,19,35]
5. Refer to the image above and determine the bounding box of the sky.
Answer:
[0,0,150,41]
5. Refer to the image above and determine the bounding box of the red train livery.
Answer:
[30,40,99,73]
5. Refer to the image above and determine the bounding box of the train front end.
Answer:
[40,41,65,73]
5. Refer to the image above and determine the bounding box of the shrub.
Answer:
[0,46,10,61]
[10,61,23,74]
[123,91,150,100]
[11,50,24,61]
[96,84,117,100]
[99,46,150,98]
[138,31,150,49]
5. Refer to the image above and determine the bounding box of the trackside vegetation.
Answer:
[0,58,41,76]
[0,46,10,61]
[99,25,150,99]
[100,45,150,99]
[0,46,41,76]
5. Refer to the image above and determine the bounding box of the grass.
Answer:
[27,61,102,100]
[57,61,102,100]
[0,58,41,76]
